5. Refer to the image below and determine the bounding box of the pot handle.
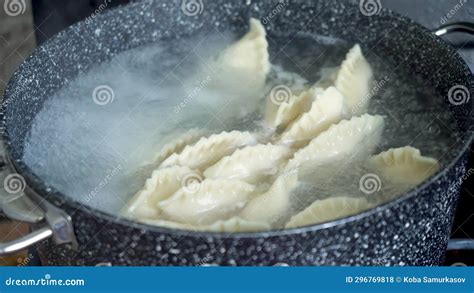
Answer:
[0,160,77,255]
[0,225,53,254]
[433,22,474,36]
[0,191,77,255]
[447,239,474,250]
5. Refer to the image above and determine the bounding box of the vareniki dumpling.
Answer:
[143,217,270,232]
[203,143,293,184]
[121,166,200,220]
[153,128,205,164]
[285,114,384,171]
[141,219,197,231]
[240,171,298,224]
[161,130,257,171]
[280,86,345,145]
[205,217,270,232]
[158,179,256,225]
[369,146,440,185]
[335,44,373,115]
[216,18,270,88]
[285,196,371,228]
[264,88,314,129]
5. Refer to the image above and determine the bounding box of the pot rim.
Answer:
[1,1,473,239]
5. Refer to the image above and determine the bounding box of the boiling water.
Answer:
[23,32,459,224]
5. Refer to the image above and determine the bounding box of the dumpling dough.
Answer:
[153,128,205,164]
[264,88,314,129]
[161,130,257,171]
[141,219,197,231]
[334,44,373,115]
[285,114,385,171]
[240,171,298,224]
[158,179,256,225]
[203,143,293,184]
[205,217,271,232]
[142,217,270,232]
[216,18,270,88]
[285,196,371,228]
[369,146,440,185]
[121,166,200,220]
[280,86,345,145]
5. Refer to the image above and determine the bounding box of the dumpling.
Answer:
[216,18,270,88]
[129,129,203,185]
[161,130,257,171]
[203,143,293,184]
[334,44,373,115]
[369,146,440,185]
[153,128,205,164]
[240,171,298,224]
[285,196,371,228]
[142,217,270,232]
[121,166,200,220]
[204,217,271,232]
[284,114,384,171]
[279,86,345,145]
[158,179,256,225]
[264,88,314,129]
[198,19,269,117]
[141,219,197,231]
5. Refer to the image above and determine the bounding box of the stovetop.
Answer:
[30,0,474,266]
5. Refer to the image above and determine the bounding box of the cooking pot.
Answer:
[0,0,472,265]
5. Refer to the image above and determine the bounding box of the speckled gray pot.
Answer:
[1,0,473,265]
